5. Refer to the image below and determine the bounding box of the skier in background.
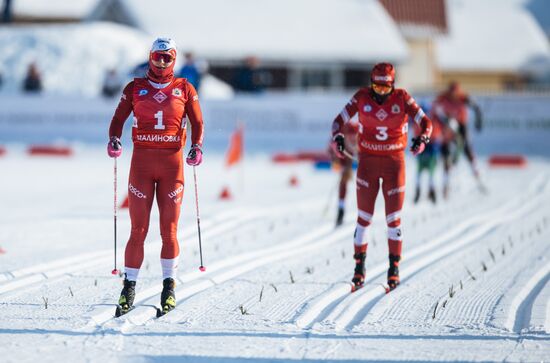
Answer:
[178,52,201,90]
[432,81,483,198]
[413,101,441,204]
[329,120,358,227]
[331,63,432,292]
[107,37,204,316]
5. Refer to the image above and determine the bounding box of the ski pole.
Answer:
[192,165,206,271]
[112,157,119,276]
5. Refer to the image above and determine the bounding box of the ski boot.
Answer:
[351,252,366,292]
[115,279,136,317]
[336,207,345,227]
[413,186,421,204]
[157,278,176,317]
[428,187,437,204]
[387,254,401,292]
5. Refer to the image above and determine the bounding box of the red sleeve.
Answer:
[108,81,134,138]
[185,83,204,146]
[332,90,360,138]
[403,90,432,139]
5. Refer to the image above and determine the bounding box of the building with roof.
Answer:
[4,0,97,23]
[436,0,550,92]
[87,0,408,91]
[379,0,447,91]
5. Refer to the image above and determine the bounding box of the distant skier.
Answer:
[331,63,432,292]
[413,101,442,204]
[431,81,483,197]
[107,38,204,316]
[329,120,358,227]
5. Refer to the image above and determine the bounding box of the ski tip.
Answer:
[351,284,364,293]
[199,266,206,272]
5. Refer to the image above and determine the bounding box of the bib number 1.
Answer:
[154,110,165,130]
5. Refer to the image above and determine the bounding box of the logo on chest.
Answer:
[138,89,148,96]
[172,88,182,97]
[153,90,168,103]
[376,109,388,121]
[363,104,372,112]
[391,104,400,114]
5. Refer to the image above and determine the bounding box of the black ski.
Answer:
[115,304,135,317]
[156,306,175,318]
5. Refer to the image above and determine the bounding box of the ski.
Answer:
[115,304,135,317]
[384,282,400,294]
[156,306,175,318]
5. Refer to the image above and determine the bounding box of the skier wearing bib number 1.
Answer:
[107,38,204,316]
[331,63,432,292]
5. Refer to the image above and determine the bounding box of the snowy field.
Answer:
[0,146,549,363]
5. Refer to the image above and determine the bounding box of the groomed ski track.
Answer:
[0,151,549,362]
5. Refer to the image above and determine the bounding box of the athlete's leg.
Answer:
[381,154,406,257]
[460,123,479,177]
[155,149,184,280]
[441,142,451,198]
[336,158,353,226]
[125,150,156,281]
[355,155,380,254]
[351,155,380,288]
[381,154,406,289]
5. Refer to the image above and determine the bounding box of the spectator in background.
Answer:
[178,52,201,90]
[102,68,122,98]
[23,62,42,93]
[130,60,149,78]
[233,56,270,93]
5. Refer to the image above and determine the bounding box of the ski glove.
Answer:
[410,135,429,156]
[186,144,203,166]
[107,136,122,158]
[332,133,345,158]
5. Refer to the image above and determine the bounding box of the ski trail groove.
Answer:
[293,172,548,331]
[508,264,550,333]
[82,221,352,331]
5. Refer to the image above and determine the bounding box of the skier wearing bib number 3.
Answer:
[331,63,432,292]
[107,38,204,316]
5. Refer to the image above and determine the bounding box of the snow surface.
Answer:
[0,145,549,362]
[436,0,550,72]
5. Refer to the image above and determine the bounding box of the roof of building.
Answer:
[379,0,448,38]
[436,0,550,72]
[88,0,409,65]
[11,0,98,20]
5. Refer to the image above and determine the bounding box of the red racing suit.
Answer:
[109,78,204,270]
[332,87,432,256]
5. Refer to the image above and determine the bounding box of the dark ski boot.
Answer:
[157,278,176,317]
[115,279,136,317]
[351,252,366,292]
[413,186,421,204]
[336,207,345,227]
[428,187,437,204]
[387,254,401,291]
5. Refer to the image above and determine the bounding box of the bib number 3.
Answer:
[375,126,388,141]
